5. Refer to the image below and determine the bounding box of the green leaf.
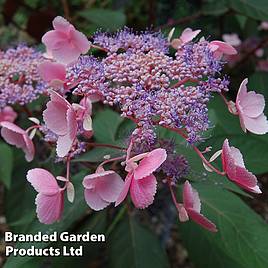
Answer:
[180,183,268,268]
[0,142,13,188]
[227,0,268,20]
[93,108,124,143]
[4,171,88,268]
[108,216,169,268]
[78,8,126,31]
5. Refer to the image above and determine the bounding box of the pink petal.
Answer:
[230,146,245,167]
[0,122,34,162]
[239,91,265,117]
[96,173,124,202]
[221,139,237,179]
[84,188,109,211]
[69,27,91,53]
[222,139,262,193]
[23,134,35,162]
[180,28,201,43]
[43,101,68,135]
[83,170,124,202]
[130,174,157,209]
[234,166,261,193]
[52,43,81,65]
[52,16,70,32]
[38,61,66,83]
[187,209,217,232]
[236,79,265,119]
[178,205,189,222]
[0,106,17,123]
[26,168,59,195]
[115,173,133,206]
[83,170,116,188]
[133,148,167,180]
[241,113,268,134]
[0,121,25,134]
[35,192,64,224]
[1,126,25,149]
[183,180,201,212]
[42,30,67,51]
[49,90,70,106]
[79,97,92,116]
[56,133,73,157]
[66,107,77,140]
[236,78,248,101]
[171,38,182,49]
[210,41,237,55]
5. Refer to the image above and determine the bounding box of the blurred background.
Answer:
[1,0,268,267]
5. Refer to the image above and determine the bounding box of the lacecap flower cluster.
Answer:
[0,16,268,232]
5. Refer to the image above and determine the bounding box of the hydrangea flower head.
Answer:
[0,45,49,108]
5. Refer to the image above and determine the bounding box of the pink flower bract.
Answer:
[43,90,77,157]
[0,106,17,123]
[0,121,34,162]
[236,78,268,134]
[38,61,66,88]
[171,28,201,49]
[42,16,90,65]
[222,139,261,194]
[116,148,167,209]
[27,168,64,224]
[83,169,124,211]
[178,181,217,232]
[209,40,237,59]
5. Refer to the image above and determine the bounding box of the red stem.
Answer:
[167,178,181,212]
[91,44,108,52]
[86,142,127,151]
[171,78,198,88]
[98,155,126,169]
[162,125,225,176]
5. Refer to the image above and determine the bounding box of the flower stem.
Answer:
[162,125,225,176]
[86,142,127,151]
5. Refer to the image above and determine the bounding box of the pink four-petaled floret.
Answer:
[116,148,167,209]
[42,16,91,65]
[178,180,217,232]
[171,28,201,49]
[209,40,237,59]
[221,139,261,194]
[83,168,124,211]
[38,61,66,88]
[27,168,64,224]
[236,78,268,135]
